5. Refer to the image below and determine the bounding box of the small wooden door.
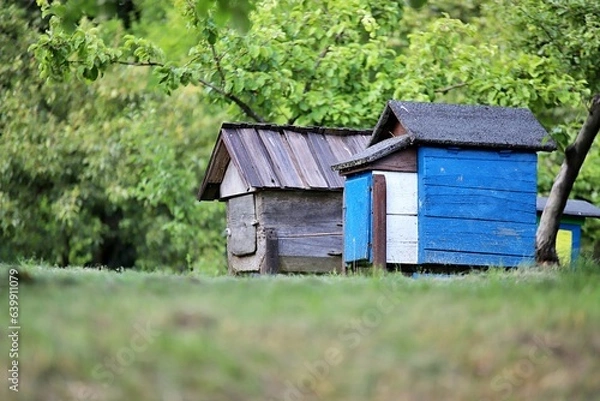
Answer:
[227,195,257,256]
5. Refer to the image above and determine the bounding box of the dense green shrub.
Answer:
[0,4,226,273]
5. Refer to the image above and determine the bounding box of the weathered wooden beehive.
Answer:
[333,101,557,268]
[536,197,600,264]
[198,123,370,274]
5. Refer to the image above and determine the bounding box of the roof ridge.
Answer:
[220,121,371,136]
[370,100,557,152]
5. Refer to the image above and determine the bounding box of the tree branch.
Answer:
[94,58,266,123]
[209,42,227,86]
[197,77,265,123]
[115,60,165,67]
[117,60,263,122]
[287,32,343,125]
[536,94,600,264]
[435,81,468,94]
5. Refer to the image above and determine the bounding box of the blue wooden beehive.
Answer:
[333,101,557,268]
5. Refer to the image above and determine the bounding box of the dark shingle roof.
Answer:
[198,123,371,200]
[537,197,600,219]
[370,101,556,151]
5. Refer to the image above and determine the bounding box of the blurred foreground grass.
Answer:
[1,262,599,401]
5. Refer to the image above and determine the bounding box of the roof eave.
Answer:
[368,101,396,146]
[197,127,229,201]
[332,135,414,173]
[414,138,557,152]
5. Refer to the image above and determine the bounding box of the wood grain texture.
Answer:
[340,148,417,175]
[277,234,342,258]
[283,130,329,188]
[325,134,369,163]
[372,174,387,269]
[255,190,344,272]
[220,162,252,199]
[201,124,369,199]
[262,228,279,274]
[418,146,538,266]
[307,133,346,187]
[238,128,281,187]
[259,129,305,188]
[222,129,264,188]
[257,191,343,230]
[227,195,257,256]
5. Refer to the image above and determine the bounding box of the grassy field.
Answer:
[1,263,600,401]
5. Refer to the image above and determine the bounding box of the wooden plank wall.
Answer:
[418,147,538,267]
[256,190,344,273]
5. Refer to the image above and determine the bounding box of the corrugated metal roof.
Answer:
[537,197,600,218]
[199,123,371,200]
[370,101,557,151]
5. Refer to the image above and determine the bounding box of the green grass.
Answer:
[1,263,600,401]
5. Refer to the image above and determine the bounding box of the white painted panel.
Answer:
[221,162,251,198]
[387,215,418,264]
[373,171,417,215]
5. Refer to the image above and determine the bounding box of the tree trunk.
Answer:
[536,94,600,264]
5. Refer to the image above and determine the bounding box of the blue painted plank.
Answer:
[422,158,537,191]
[417,155,426,264]
[422,186,537,223]
[421,218,535,257]
[420,147,538,192]
[417,146,538,266]
[419,146,537,162]
[422,250,534,267]
[344,173,372,262]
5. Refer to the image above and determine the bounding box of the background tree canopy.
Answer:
[2,0,600,271]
